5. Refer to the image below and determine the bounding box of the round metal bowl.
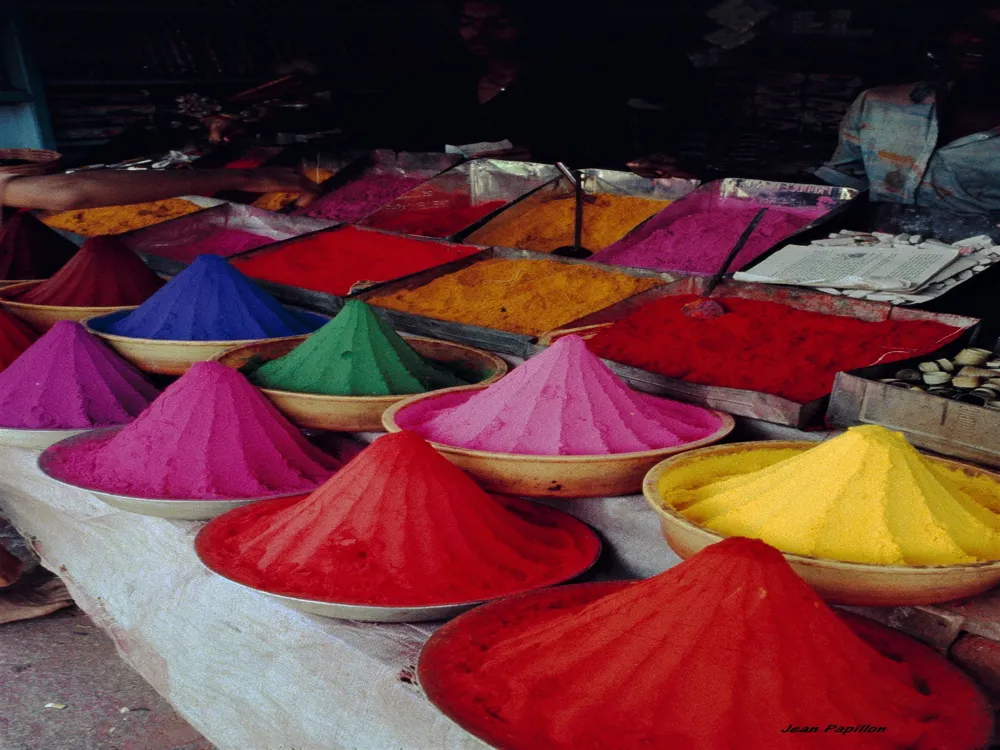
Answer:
[38,429,316,520]
[84,310,329,376]
[194,500,602,623]
[213,334,509,432]
[643,440,1000,606]
[0,281,139,333]
[383,385,735,499]
[0,425,91,451]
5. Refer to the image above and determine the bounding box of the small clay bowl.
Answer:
[214,334,509,432]
[0,425,91,451]
[38,428,319,521]
[0,281,138,333]
[84,310,329,376]
[643,441,1000,606]
[383,385,735,498]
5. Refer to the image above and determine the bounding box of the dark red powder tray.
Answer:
[418,582,995,750]
[38,428,320,521]
[193,495,602,623]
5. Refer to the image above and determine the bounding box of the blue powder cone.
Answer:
[106,255,322,341]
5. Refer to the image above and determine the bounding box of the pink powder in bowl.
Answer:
[394,335,723,455]
[297,174,429,223]
[162,227,274,264]
[44,361,342,499]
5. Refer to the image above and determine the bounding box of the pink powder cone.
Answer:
[396,335,723,455]
[0,321,159,429]
[48,361,340,498]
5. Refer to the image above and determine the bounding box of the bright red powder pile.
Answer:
[46,361,341,499]
[419,538,992,750]
[196,431,600,606]
[9,236,165,307]
[0,212,78,280]
[0,308,37,372]
[231,226,482,296]
[362,184,508,238]
[585,295,963,403]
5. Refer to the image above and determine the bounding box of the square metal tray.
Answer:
[534,277,979,428]
[355,247,678,358]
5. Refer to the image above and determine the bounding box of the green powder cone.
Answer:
[250,299,469,396]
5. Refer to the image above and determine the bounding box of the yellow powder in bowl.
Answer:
[252,167,335,212]
[660,425,1000,566]
[467,193,671,252]
[42,199,203,236]
[368,258,663,335]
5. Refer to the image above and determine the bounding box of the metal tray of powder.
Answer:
[827,343,1000,470]
[591,178,859,275]
[356,247,678,358]
[119,202,339,272]
[535,277,979,428]
[358,158,560,240]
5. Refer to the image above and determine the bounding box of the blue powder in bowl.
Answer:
[98,255,323,341]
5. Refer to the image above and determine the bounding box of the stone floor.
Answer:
[0,607,212,750]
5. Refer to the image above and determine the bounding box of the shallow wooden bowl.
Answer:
[643,441,1000,606]
[383,385,735,498]
[84,310,328,376]
[214,334,509,432]
[0,281,138,333]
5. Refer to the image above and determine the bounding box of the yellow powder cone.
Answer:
[665,425,1000,566]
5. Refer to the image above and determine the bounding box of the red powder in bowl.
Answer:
[0,212,78,280]
[0,308,37,372]
[231,226,482,296]
[418,538,993,750]
[196,431,600,606]
[585,295,964,403]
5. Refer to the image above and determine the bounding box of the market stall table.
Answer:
[0,443,675,750]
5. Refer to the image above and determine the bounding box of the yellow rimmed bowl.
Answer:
[0,281,139,333]
[214,334,509,432]
[383,385,735,498]
[84,310,329,376]
[643,440,1000,606]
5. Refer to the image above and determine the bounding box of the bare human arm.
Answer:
[0,167,321,212]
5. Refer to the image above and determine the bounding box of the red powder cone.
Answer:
[419,537,993,750]
[196,431,600,606]
[0,308,37,373]
[0,212,78,280]
[14,236,165,307]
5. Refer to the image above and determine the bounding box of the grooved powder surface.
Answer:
[251,299,467,396]
[585,295,962,403]
[232,226,481,296]
[0,309,37,373]
[104,255,321,341]
[420,538,987,749]
[397,335,721,455]
[296,174,428,223]
[0,321,158,429]
[10,236,165,307]
[0,212,78,280]
[155,227,273,264]
[591,198,822,274]
[467,193,671,252]
[663,425,1000,565]
[363,184,507,238]
[47,361,340,499]
[42,199,203,236]
[369,258,663,335]
[195,431,600,605]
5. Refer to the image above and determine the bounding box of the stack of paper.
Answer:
[734,231,1000,305]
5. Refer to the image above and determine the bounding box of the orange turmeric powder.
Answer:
[368,258,663,335]
[467,193,671,252]
[252,167,335,211]
[42,199,203,236]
